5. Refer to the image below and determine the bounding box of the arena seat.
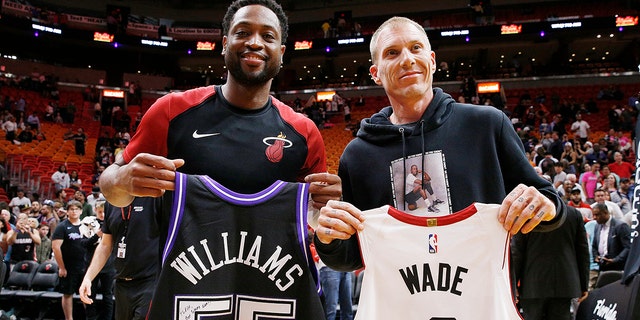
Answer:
[4,260,39,291]
[30,261,59,292]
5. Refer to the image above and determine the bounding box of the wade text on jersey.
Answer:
[399,262,469,296]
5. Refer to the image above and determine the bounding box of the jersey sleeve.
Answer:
[122,94,173,163]
[122,86,217,164]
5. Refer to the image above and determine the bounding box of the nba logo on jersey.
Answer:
[428,234,437,253]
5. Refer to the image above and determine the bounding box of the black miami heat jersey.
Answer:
[356,203,522,320]
[147,172,324,320]
[122,85,326,195]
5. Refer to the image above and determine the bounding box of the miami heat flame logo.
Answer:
[263,132,293,163]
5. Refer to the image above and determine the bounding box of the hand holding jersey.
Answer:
[498,183,557,235]
[315,183,557,245]
[305,172,343,210]
[100,152,185,207]
[316,200,364,244]
[102,153,342,211]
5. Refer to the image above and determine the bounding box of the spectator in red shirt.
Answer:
[608,151,634,179]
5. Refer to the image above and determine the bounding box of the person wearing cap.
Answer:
[86,186,105,215]
[39,203,58,234]
[557,179,575,203]
[568,186,593,222]
[557,173,585,202]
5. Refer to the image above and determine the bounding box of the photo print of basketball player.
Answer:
[391,152,450,215]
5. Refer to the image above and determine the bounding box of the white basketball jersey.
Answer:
[355,203,522,320]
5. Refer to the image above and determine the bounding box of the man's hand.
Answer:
[315,200,364,244]
[305,173,342,210]
[499,184,557,234]
[578,291,589,303]
[102,153,184,206]
[79,278,94,304]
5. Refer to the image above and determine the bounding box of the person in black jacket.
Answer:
[79,197,158,320]
[512,206,590,320]
[592,203,631,272]
[313,16,565,272]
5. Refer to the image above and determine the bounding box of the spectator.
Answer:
[608,151,634,180]
[91,165,106,186]
[2,114,17,143]
[53,189,69,207]
[512,206,589,320]
[6,212,41,264]
[314,16,562,319]
[318,260,354,320]
[69,170,82,191]
[80,201,114,320]
[591,188,624,222]
[591,203,631,272]
[8,189,31,216]
[39,203,58,235]
[322,20,331,38]
[52,200,88,320]
[35,223,52,263]
[80,197,159,320]
[16,124,34,143]
[51,164,70,192]
[26,111,41,131]
[73,190,94,220]
[570,113,590,145]
[65,127,87,156]
[1,209,15,281]
[98,1,340,319]
[86,186,104,215]
[581,162,600,204]
[552,161,567,189]
[567,186,592,222]
[560,142,578,174]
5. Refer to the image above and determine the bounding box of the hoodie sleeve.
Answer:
[497,111,566,232]
[313,236,363,272]
[313,148,365,271]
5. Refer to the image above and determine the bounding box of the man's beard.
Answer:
[225,54,281,86]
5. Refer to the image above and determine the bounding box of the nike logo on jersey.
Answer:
[192,130,220,139]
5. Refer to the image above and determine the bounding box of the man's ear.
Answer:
[221,36,227,55]
[370,65,381,85]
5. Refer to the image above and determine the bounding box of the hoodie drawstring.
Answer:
[401,121,426,211]
[419,120,426,187]
[401,127,407,206]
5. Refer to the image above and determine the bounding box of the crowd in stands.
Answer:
[0,44,638,317]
